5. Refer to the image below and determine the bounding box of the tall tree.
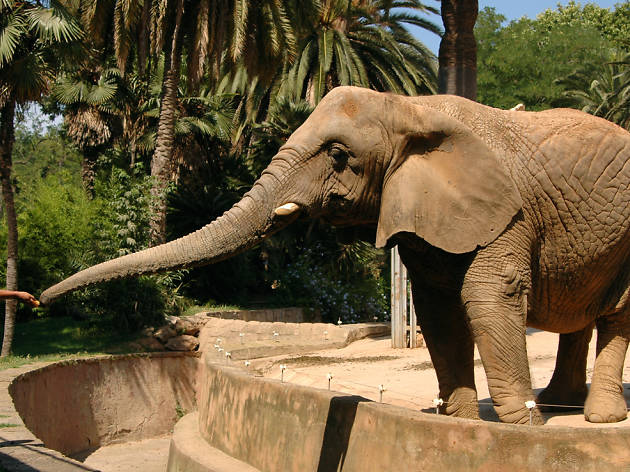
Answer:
[280,0,439,106]
[0,0,82,355]
[438,0,477,98]
[149,0,300,244]
[475,5,617,110]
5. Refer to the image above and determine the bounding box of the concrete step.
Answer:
[167,413,260,472]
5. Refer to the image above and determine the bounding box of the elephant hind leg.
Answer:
[537,324,593,411]
[584,313,630,423]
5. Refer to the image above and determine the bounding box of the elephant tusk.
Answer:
[274,202,300,216]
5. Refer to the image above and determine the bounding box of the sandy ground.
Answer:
[255,329,630,427]
[83,329,630,471]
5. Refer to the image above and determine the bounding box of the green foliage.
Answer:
[535,1,630,48]
[10,315,134,357]
[557,52,630,129]
[273,241,388,323]
[0,0,82,104]
[1,123,186,333]
[476,5,615,110]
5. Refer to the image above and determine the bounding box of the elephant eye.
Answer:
[329,145,348,166]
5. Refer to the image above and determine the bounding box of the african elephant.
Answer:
[41,86,630,425]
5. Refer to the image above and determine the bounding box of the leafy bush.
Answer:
[2,161,186,331]
[273,241,388,324]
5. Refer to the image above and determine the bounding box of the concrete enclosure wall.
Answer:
[9,352,199,457]
[205,307,320,323]
[195,354,630,472]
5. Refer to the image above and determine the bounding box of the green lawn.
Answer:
[0,316,136,370]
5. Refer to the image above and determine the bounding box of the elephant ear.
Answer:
[375,107,522,254]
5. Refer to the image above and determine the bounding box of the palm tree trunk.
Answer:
[438,0,478,99]
[149,0,185,245]
[81,147,98,199]
[0,101,18,357]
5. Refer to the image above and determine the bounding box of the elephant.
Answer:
[40,86,630,425]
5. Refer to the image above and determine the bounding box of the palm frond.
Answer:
[0,10,26,68]
[27,1,83,44]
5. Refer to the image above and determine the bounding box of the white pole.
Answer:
[391,247,408,348]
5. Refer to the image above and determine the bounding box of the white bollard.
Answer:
[432,398,444,415]
[280,364,287,382]
[327,373,333,390]
[239,332,245,344]
[525,400,536,426]
[379,385,386,403]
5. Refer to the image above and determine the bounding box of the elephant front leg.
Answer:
[584,313,630,423]
[537,325,593,411]
[461,260,542,425]
[411,282,480,420]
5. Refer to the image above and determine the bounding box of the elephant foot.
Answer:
[441,387,480,420]
[584,391,628,423]
[494,398,544,425]
[536,383,587,412]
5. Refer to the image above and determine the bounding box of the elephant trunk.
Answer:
[39,162,299,305]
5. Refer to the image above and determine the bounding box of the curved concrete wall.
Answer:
[194,353,630,472]
[9,352,199,458]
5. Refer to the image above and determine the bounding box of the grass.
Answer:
[0,316,137,371]
[181,303,244,317]
[0,423,18,428]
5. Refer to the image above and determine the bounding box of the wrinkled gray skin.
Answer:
[41,87,630,425]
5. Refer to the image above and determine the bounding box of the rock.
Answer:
[165,315,180,327]
[154,325,177,343]
[175,318,200,336]
[136,337,165,351]
[139,327,155,337]
[165,335,200,351]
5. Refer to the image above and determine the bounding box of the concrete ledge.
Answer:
[167,412,260,472]
[195,359,630,472]
[200,320,390,361]
[9,352,200,458]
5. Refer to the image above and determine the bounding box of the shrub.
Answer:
[273,242,388,324]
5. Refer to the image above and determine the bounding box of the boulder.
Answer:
[136,336,165,351]
[154,325,177,343]
[165,335,200,352]
[175,318,200,336]
[139,326,155,337]
[164,315,180,327]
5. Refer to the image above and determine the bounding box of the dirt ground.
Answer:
[254,328,630,427]
[83,328,630,472]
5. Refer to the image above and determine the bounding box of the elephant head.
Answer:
[40,87,521,304]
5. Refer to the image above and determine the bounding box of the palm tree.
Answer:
[52,66,119,195]
[280,0,440,105]
[438,0,478,98]
[149,0,302,243]
[0,0,82,356]
[558,53,630,130]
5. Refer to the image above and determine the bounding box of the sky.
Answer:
[414,0,623,54]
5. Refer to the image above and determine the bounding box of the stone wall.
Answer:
[9,353,200,458]
[191,355,630,472]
